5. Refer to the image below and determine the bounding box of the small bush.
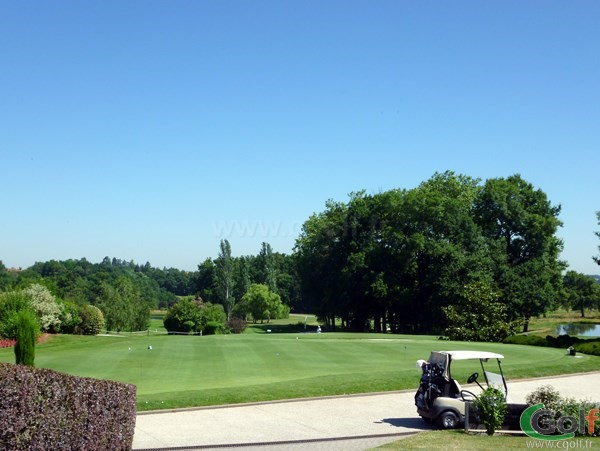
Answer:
[574,341,600,357]
[503,334,600,356]
[226,317,247,334]
[58,300,82,334]
[503,334,548,347]
[76,304,104,335]
[475,387,507,435]
[203,321,226,335]
[526,385,563,412]
[0,363,136,450]
[545,334,581,348]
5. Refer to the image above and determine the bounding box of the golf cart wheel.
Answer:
[437,411,459,429]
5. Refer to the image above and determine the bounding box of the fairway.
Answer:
[1,332,598,411]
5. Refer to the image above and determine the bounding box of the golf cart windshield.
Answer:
[485,370,506,393]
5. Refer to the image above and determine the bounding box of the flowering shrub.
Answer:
[0,339,16,348]
[526,385,562,412]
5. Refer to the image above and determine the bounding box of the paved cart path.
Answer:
[133,371,600,450]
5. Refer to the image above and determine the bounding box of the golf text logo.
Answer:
[520,404,599,441]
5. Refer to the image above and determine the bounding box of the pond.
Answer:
[554,323,600,337]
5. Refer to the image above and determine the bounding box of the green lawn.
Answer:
[1,330,599,411]
[376,430,600,450]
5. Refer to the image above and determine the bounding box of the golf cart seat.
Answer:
[448,379,462,398]
[449,379,476,400]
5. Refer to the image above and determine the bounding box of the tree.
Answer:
[562,271,600,317]
[163,298,203,333]
[163,298,226,334]
[215,240,236,319]
[474,174,564,332]
[22,283,62,333]
[240,284,288,323]
[196,258,218,302]
[98,277,149,332]
[14,309,39,366]
[295,199,349,330]
[594,212,600,266]
[295,172,487,334]
[388,172,487,334]
[0,260,12,291]
[443,281,518,342]
[257,243,278,292]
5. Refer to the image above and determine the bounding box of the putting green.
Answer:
[0,332,597,411]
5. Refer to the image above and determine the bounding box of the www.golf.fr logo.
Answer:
[520,404,599,440]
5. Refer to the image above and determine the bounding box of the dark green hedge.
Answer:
[503,334,548,347]
[0,363,136,450]
[503,334,600,356]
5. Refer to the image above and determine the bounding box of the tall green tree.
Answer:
[233,256,252,303]
[295,199,349,330]
[393,172,487,333]
[239,284,288,323]
[295,172,564,336]
[474,174,564,332]
[443,281,518,341]
[98,277,149,332]
[594,211,600,266]
[215,240,236,319]
[196,258,217,302]
[257,242,278,293]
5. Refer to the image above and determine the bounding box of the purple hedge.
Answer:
[0,363,136,450]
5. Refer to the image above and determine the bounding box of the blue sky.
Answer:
[1,1,599,274]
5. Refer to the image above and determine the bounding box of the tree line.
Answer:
[295,172,598,336]
[1,172,599,339]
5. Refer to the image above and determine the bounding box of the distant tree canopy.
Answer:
[194,245,302,314]
[294,172,565,335]
[163,298,226,334]
[594,211,600,266]
[0,258,183,309]
[562,271,600,317]
[1,172,593,341]
[235,284,289,323]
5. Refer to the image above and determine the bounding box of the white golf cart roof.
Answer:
[440,350,504,361]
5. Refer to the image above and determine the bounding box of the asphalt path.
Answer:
[133,371,600,450]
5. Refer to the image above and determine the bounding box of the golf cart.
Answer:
[414,350,526,429]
